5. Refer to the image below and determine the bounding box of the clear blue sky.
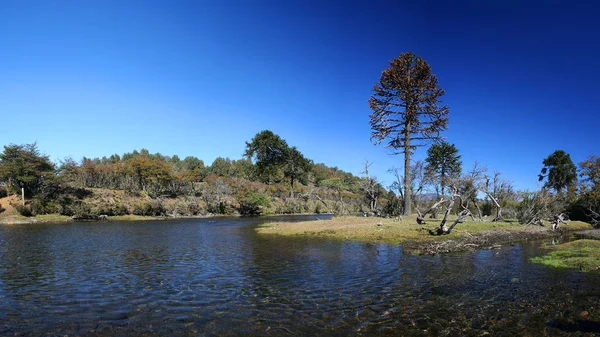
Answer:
[1,0,598,191]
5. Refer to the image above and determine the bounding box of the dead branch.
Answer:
[415,197,446,225]
[551,213,568,231]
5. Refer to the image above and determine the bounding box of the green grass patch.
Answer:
[531,239,600,272]
[34,214,72,223]
[257,215,592,245]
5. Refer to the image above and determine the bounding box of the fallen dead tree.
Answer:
[516,189,568,229]
[433,185,472,235]
[415,198,446,225]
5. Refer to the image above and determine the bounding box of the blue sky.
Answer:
[1,0,598,191]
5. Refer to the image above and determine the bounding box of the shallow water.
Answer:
[0,216,599,336]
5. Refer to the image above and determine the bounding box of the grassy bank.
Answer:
[256,215,592,254]
[532,239,600,272]
[0,212,219,225]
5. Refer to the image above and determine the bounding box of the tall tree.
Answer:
[0,143,55,197]
[369,52,449,215]
[424,141,462,196]
[538,150,577,193]
[283,146,312,198]
[244,130,289,184]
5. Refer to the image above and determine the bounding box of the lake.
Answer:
[0,215,599,336]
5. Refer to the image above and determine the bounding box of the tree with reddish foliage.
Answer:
[369,52,449,216]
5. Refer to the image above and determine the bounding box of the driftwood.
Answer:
[71,214,109,221]
[416,198,446,225]
[551,213,568,231]
[437,209,472,235]
[431,186,472,235]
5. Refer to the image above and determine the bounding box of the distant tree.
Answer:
[180,156,206,181]
[229,159,254,180]
[382,190,402,216]
[238,191,271,215]
[0,143,55,198]
[312,163,334,186]
[283,146,312,198]
[244,130,289,184]
[210,157,232,177]
[578,155,600,227]
[108,154,121,164]
[424,142,462,197]
[182,156,205,171]
[125,156,172,194]
[538,150,577,193]
[369,52,449,216]
[579,155,600,192]
[359,161,382,212]
[321,177,348,214]
[57,157,81,186]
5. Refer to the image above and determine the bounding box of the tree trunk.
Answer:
[473,199,483,221]
[437,198,454,234]
[416,197,446,225]
[483,191,502,222]
[313,193,332,213]
[443,209,471,234]
[441,167,445,197]
[403,126,411,216]
[290,176,294,199]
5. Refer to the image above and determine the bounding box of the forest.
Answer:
[0,131,371,219]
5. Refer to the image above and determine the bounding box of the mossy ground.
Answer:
[256,215,592,253]
[531,239,600,272]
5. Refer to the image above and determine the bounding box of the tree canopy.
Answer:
[425,141,462,196]
[244,130,312,197]
[283,146,312,198]
[539,150,577,193]
[369,52,449,215]
[244,130,289,184]
[0,143,55,197]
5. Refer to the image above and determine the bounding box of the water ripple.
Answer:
[0,216,599,335]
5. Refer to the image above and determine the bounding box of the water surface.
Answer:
[0,216,599,336]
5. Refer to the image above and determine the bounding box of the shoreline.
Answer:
[0,212,333,225]
[0,214,210,225]
[256,216,594,254]
[4,214,594,256]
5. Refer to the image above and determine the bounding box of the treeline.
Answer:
[0,131,382,218]
[1,133,597,228]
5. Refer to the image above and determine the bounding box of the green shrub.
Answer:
[239,192,270,215]
[71,203,92,218]
[15,204,33,217]
[133,201,164,216]
[30,198,61,215]
[166,200,205,216]
[90,203,129,216]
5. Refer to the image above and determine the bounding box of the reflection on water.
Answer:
[0,215,598,336]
